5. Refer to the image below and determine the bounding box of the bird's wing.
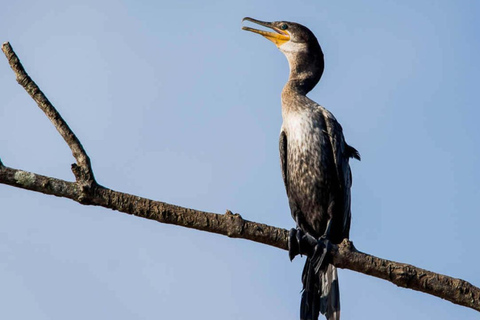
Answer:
[320,109,349,187]
[279,130,288,194]
[321,107,355,237]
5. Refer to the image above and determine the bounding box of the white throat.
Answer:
[278,41,312,81]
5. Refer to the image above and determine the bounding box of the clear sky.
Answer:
[1,1,479,319]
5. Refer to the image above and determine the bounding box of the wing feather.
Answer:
[279,130,288,194]
[320,107,358,239]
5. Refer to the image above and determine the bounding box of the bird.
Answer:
[242,17,360,320]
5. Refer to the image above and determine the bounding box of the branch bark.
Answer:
[1,42,95,186]
[1,42,479,313]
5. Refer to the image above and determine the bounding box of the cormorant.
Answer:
[242,17,360,320]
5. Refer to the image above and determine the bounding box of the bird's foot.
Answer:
[288,228,317,261]
[311,236,332,274]
[288,228,300,261]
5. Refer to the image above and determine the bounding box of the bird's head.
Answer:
[242,17,320,55]
[242,17,324,92]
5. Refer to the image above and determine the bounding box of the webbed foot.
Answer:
[288,228,317,261]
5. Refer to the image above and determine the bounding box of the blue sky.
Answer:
[1,1,479,319]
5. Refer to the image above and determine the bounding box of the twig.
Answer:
[1,42,479,314]
[1,42,95,187]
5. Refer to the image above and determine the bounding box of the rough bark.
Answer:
[1,41,479,313]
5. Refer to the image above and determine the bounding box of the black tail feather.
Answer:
[301,258,340,320]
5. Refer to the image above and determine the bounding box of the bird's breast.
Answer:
[283,109,331,171]
[282,109,327,158]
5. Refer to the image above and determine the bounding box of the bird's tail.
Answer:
[301,258,340,320]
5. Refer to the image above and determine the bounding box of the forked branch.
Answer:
[2,42,95,187]
[1,42,479,313]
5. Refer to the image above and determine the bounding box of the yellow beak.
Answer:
[242,17,290,47]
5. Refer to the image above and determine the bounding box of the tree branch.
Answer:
[2,42,95,187]
[1,42,479,313]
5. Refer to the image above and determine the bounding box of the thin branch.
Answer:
[1,42,479,314]
[333,241,480,313]
[0,164,287,250]
[1,42,95,186]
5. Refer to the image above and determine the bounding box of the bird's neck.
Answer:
[281,46,324,97]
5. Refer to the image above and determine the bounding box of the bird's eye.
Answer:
[280,24,288,30]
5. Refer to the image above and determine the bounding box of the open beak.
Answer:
[242,17,290,47]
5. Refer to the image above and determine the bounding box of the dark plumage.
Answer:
[243,18,359,320]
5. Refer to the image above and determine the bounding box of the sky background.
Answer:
[1,1,479,319]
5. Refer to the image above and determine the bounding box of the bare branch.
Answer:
[0,164,288,250]
[333,240,480,313]
[1,42,95,186]
[1,42,479,314]
[1,161,479,313]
